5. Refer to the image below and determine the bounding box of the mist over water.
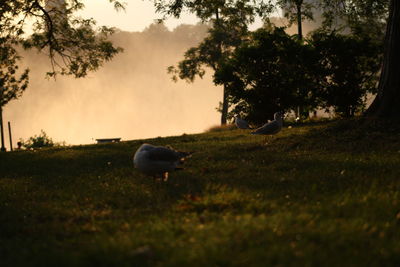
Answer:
[4,23,221,148]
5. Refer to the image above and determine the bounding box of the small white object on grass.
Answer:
[251,112,284,136]
[133,143,192,181]
[234,116,252,129]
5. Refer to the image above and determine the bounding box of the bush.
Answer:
[310,30,381,117]
[215,27,321,124]
[215,27,382,122]
[21,130,54,149]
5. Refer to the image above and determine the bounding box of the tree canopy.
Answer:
[215,27,320,123]
[155,0,397,120]
[0,43,29,108]
[1,0,124,78]
[0,0,124,151]
[156,0,274,124]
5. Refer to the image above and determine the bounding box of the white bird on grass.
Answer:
[234,116,252,129]
[251,112,284,142]
[133,143,192,181]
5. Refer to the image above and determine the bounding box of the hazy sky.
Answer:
[78,0,200,31]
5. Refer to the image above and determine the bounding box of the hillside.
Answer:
[1,119,400,266]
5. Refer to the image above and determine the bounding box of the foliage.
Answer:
[0,41,29,107]
[277,0,316,31]
[214,25,382,121]
[215,27,321,124]
[156,0,279,82]
[156,0,275,124]
[153,0,273,22]
[20,130,55,149]
[167,23,248,82]
[364,0,400,118]
[0,0,124,78]
[310,30,382,117]
[318,0,389,40]
[1,120,400,265]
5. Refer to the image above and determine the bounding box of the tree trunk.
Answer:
[0,106,6,152]
[366,0,400,118]
[8,121,13,151]
[296,1,303,40]
[221,84,229,125]
[295,1,306,120]
[215,8,229,125]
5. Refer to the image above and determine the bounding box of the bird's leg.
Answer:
[162,172,169,182]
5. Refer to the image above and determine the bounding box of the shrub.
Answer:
[21,130,54,149]
[309,30,381,117]
[215,27,321,124]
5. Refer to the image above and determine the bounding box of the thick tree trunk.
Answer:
[221,84,229,125]
[366,0,400,118]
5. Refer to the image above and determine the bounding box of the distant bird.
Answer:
[234,116,252,129]
[251,112,284,136]
[133,143,192,181]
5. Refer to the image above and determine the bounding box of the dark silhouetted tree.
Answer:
[154,0,273,125]
[279,0,316,40]
[365,0,400,118]
[0,43,29,151]
[0,0,124,151]
[275,1,317,119]
[310,30,381,117]
[215,27,321,124]
[1,0,123,78]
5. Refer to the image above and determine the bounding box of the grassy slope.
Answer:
[1,119,400,266]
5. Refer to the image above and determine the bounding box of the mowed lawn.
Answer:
[1,119,400,266]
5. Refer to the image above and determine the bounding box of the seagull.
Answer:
[251,112,284,136]
[133,143,192,181]
[234,116,252,129]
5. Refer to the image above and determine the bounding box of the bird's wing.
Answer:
[251,120,280,135]
[148,146,192,162]
[148,146,181,161]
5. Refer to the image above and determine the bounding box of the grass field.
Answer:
[1,119,400,266]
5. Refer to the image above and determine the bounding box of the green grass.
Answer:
[1,119,400,266]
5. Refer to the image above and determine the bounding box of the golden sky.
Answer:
[78,0,200,32]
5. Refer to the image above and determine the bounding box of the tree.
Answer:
[167,23,245,125]
[310,30,381,117]
[365,0,400,118]
[0,43,29,151]
[317,0,398,118]
[0,0,124,151]
[215,27,321,124]
[319,0,388,40]
[1,0,123,78]
[154,0,272,124]
[278,0,315,40]
[276,0,318,119]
